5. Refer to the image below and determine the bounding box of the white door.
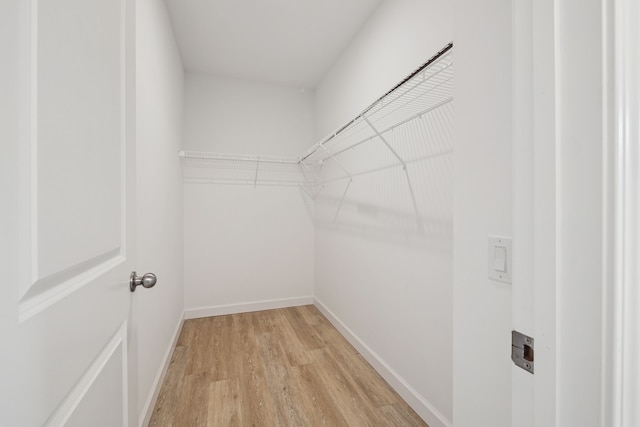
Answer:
[1,1,139,426]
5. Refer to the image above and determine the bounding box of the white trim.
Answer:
[184,296,314,319]
[602,0,640,425]
[139,314,184,427]
[511,2,536,425]
[601,0,619,424]
[29,0,38,285]
[313,297,452,427]
[18,252,125,323]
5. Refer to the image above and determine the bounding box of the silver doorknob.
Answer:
[130,271,157,292]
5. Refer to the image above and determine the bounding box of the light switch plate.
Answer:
[488,235,512,283]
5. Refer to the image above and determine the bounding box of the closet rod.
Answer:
[300,41,453,163]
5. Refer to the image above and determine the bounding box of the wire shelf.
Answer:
[179,151,300,165]
[302,43,454,165]
[180,151,317,188]
[179,42,454,195]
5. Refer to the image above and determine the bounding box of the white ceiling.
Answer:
[164,0,383,89]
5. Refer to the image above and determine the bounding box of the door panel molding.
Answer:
[19,249,124,322]
[17,0,39,302]
[18,0,129,321]
[43,322,129,427]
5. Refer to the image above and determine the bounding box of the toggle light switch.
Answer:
[488,236,512,283]
[494,246,507,272]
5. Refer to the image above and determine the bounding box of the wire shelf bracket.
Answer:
[364,117,423,233]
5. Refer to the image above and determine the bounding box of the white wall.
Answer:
[183,74,315,316]
[452,0,513,426]
[313,1,453,426]
[184,73,314,156]
[135,0,185,424]
[315,0,452,136]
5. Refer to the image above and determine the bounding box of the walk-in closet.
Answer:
[175,42,454,426]
[3,0,619,425]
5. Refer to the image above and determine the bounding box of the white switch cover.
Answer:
[494,246,507,271]
[488,236,512,283]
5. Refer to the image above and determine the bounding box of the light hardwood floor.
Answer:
[149,305,428,426]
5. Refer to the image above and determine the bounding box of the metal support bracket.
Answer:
[253,157,260,188]
[334,178,352,222]
[298,160,325,199]
[319,145,354,222]
[364,117,424,233]
[320,145,352,179]
[364,117,406,167]
[299,160,324,186]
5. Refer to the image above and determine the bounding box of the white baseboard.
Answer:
[313,297,453,427]
[139,314,184,427]
[184,296,314,319]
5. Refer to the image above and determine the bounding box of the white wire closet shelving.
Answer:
[179,151,311,187]
[180,42,454,200]
[301,43,453,166]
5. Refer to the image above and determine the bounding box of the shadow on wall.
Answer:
[314,194,452,251]
[310,102,454,251]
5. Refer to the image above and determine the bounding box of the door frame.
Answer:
[602,0,640,425]
[513,0,640,425]
[511,0,557,425]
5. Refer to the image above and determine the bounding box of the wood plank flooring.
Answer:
[149,305,428,427]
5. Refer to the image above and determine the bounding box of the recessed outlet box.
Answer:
[488,235,512,283]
